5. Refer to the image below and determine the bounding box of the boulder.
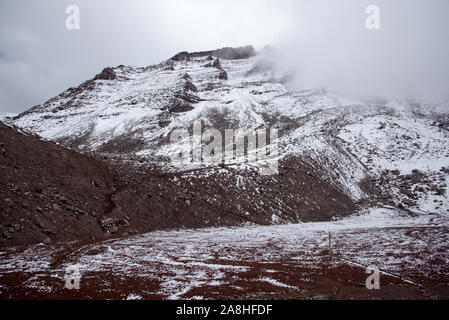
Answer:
[218,71,228,80]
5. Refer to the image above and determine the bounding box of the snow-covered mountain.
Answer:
[2,46,449,300]
[11,46,449,216]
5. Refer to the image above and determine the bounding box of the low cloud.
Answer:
[273,0,449,104]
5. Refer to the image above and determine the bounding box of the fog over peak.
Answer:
[273,0,449,105]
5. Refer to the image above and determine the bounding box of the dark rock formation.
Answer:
[212,46,256,60]
[171,45,256,62]
[94,67,117,81]
[218,71,228,80]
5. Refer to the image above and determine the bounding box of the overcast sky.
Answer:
[1,0,448,113]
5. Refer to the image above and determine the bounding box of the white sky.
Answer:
[0,0,448,113]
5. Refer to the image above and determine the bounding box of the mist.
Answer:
[1,0,448,113]
[273,0,449,105]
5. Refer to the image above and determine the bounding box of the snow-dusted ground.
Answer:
[1,207,448,299]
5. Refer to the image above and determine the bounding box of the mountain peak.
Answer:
[171,45,256,61]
